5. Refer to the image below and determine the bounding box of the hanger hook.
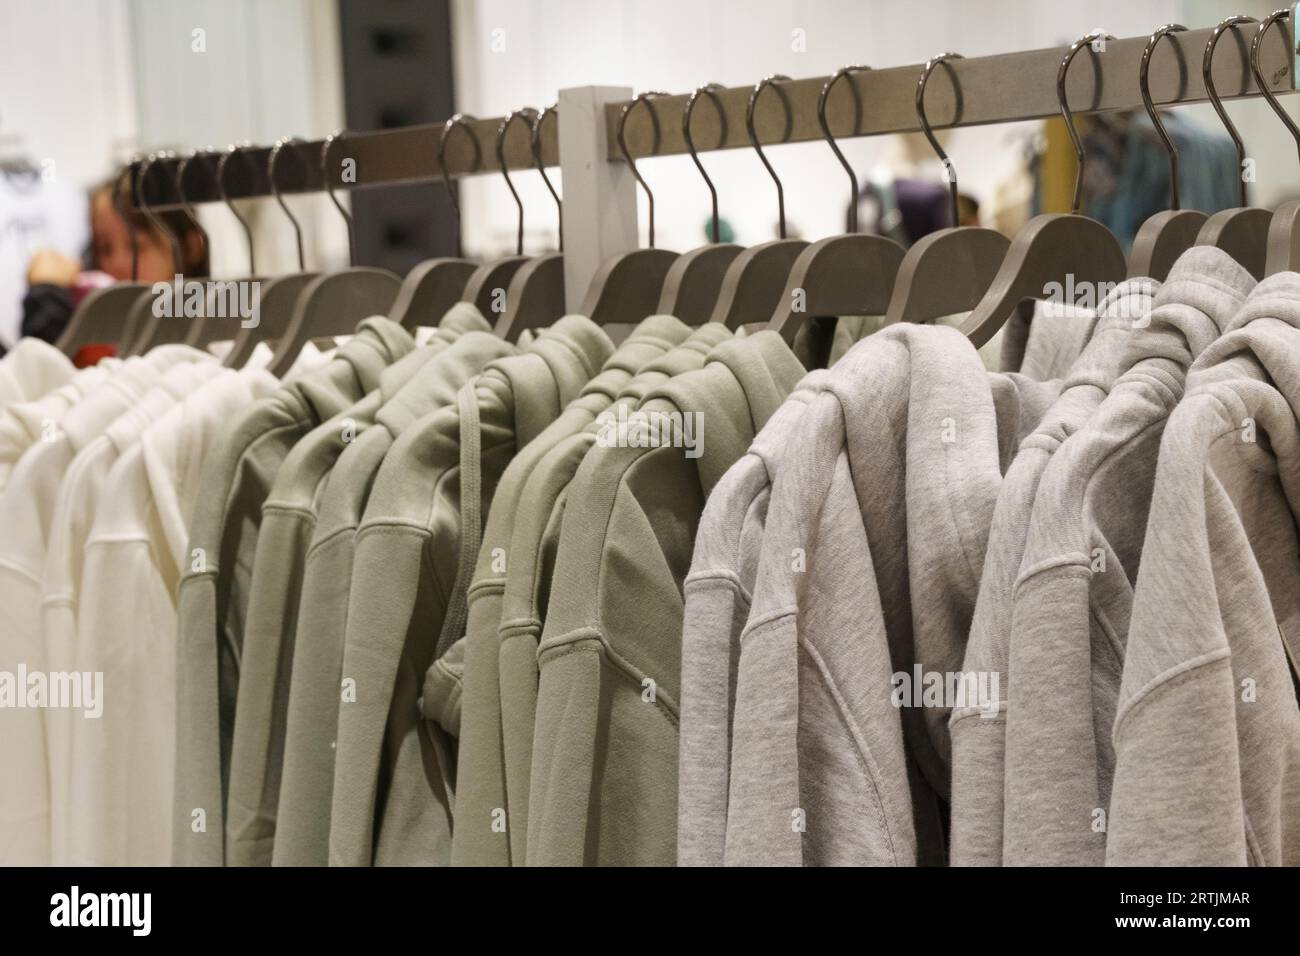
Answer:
[683,83,727,243]
[748,74,793,238]
[1058,31,1114,214]
[915,53,964,227]
[616,91,668,248]
[1250,9,1300,170]
[112,163,140,282]
[173,149,212,266]
[320,128,357,267]
[438,113,482,237]
[1205,16,1258,208]
[497,107,539,256]
[268,136,308,271]
[135,152,185,275]
[216,143,257,275]
[1139,24,1189,211]
[531,104,562,252]
[819,65,872,232]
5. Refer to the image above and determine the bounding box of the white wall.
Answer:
[450,0,1300,257]
[0,0,137,189]
[0,0,348,280]
[126,0,349,277]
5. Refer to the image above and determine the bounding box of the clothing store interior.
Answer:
[1,0,1298,872]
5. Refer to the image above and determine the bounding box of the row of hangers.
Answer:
[56,10,1300,374]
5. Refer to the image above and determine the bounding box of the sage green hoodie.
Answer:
[271,327,515,866]
[329,316,612,865]
[225,305,490,866]
[1005,248,1254,865]
[453,322,733,866]
[449,315,701,867]
[1110,272,1300,865]
[173,317,415,866]
[525,330,804,866]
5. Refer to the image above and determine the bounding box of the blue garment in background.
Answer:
[1082,111,1240,251]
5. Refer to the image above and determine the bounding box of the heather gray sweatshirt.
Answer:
[948,278,1160,866]
[725,324,1059,866]
[1109,271,1300,866]
[1005,247,1254,866]
[676,370,829,866]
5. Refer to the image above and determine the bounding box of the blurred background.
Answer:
[2,0,1298,347]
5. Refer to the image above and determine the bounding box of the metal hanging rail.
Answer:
[130,113,560,210]
[610,21,1298,159]
[130,17,1298,211]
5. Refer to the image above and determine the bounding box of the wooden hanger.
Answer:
[185,143,323,367]
[769,67,905,341]
[56,283,150,358]
[879,54,1021,329]
[265,268,399,377]
[1127,25,1208,280]
[165,150,239,354]
[220,272,318,368]
[426,113,534,330]
[580,92,681,324]
[962,35,1131,346]
[494,106,568,341]
[690,75,810,332]
[57,165,162,358]
[1189,16,1269,279]
[121,152,193,356]
[305,128,473,334]
[262,136,402,376]
[1246,10,1300,276]
[649,83,744,326]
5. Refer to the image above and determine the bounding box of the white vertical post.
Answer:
[558,85,637,313]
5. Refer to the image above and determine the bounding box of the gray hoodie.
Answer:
[949,278,1160,866]
[1109,271,1300,866]
[1004,247,1254,865]
[725,324,1059,865]
[676,370,829,867]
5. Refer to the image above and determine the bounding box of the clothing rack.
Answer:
[128,16,1300,309]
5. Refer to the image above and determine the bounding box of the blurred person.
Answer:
[20,170,209,344]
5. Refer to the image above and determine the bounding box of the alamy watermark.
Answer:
[891,666,1000,717]
[0,666,103,718]
[151,274,261,328]
[1040,274,1148,325]
[595,405,704,459]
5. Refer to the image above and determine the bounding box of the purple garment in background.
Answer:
[893,178,953,242]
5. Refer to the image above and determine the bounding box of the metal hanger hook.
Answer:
[1058,31,1114,214]
[1249,9,1300,170]
[268,136,308,271]
[135,152,185,275]
[531,104,562,252]
[1205,15,1258,207]
[321,128,357,267]
[497,107,540,256]
[819,65,871,232]
[748,74,793,238]
[112,163,140,282]
[683,83,727,243]
[216,142,258,275]
[616,91,668,248]
[438,113,482,232]
[1139,24,1189,211]
[174,149,212,265]
[916,53,964,228]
